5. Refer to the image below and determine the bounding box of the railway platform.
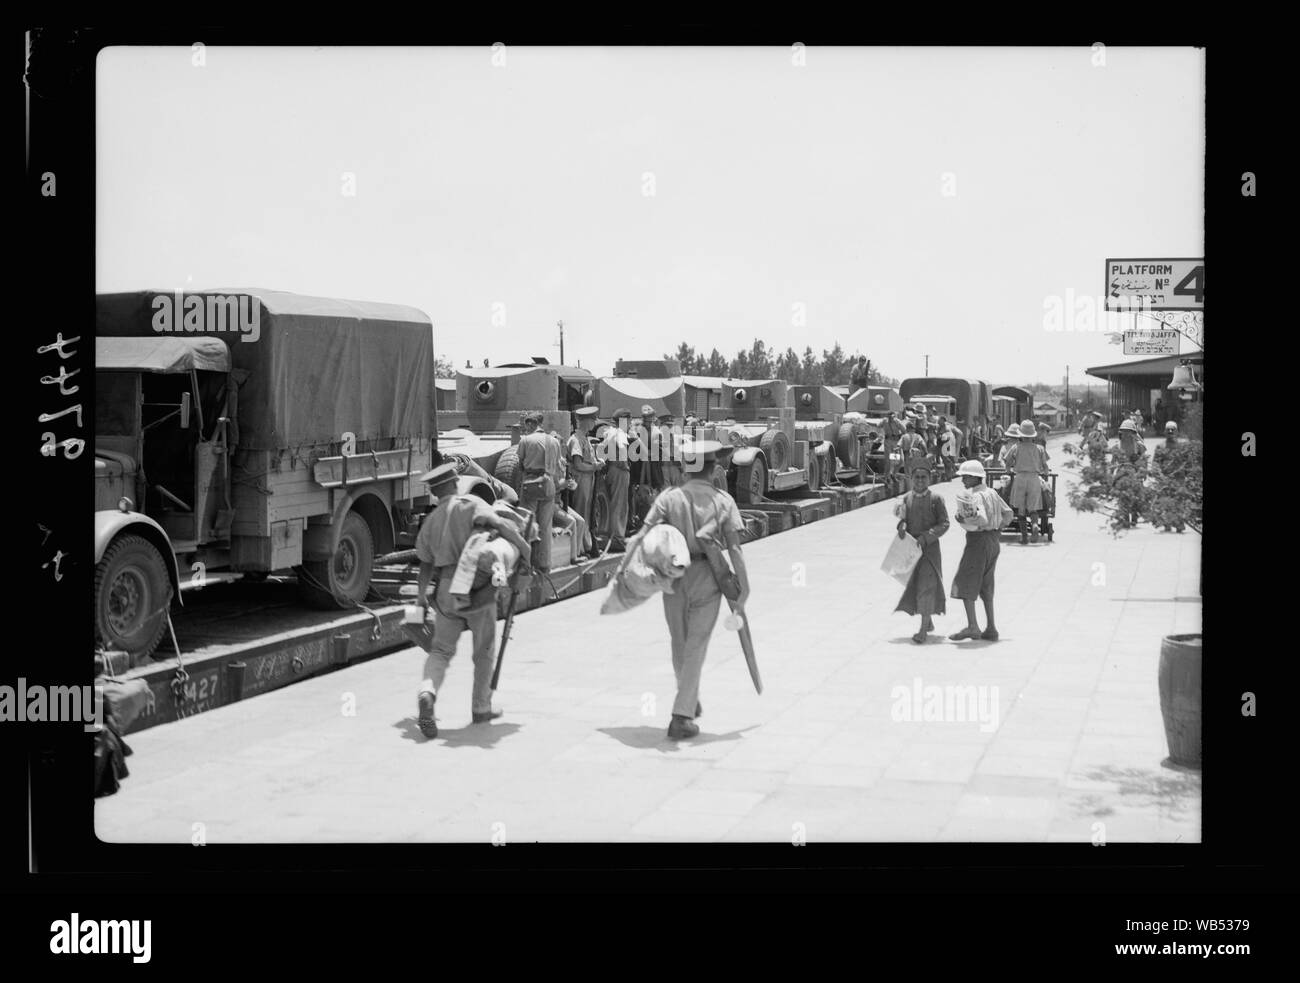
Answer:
[96,437,1202,843]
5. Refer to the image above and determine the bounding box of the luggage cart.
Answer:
[985,467,1057,542]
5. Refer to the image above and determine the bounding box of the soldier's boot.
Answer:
[667,714,700,740]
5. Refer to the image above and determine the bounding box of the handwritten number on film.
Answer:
[38,333,84,459]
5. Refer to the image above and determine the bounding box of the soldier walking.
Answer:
[622,439,750,740]
[414,463,531,739]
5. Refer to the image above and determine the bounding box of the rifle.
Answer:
[491,512,536,691]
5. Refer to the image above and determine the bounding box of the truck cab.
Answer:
[95,336,235,660]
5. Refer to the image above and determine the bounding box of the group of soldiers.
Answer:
[1078,409,1183,470]
[875,403,1052,491]
[560,402,698,558]
[411,433,749,742]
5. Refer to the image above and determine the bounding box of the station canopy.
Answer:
[1085,353,1186,388]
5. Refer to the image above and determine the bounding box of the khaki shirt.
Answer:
[518,430,561,477]
[642,480,744,553]
[415,495,496,571]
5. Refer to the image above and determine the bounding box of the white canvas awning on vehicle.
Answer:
[96,336,231,374]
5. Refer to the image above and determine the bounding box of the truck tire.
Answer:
[806,450,822,491]
[710,464,729,492]
[591,481,611,540]
[94,534,172,666]
[758,429,790,473]
[297,512,374,609]
[735,456,767,504]
[493,446,523,493]
[836,422,859,471]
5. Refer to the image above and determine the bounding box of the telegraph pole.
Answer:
[1065,365,1070,427]
[557,320,565,365]
[924,354,929,377]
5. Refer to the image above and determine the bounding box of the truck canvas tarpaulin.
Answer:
[96,289,434,450]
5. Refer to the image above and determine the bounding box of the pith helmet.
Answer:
[957,459,986,479]
[1119,418,1137,432]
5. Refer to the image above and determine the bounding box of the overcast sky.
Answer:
[97,45,1203,387]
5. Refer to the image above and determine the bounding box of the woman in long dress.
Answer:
[894,464,950,643]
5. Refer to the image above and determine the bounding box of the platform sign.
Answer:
[1105,258,1204,311]
[1123,329,1179,356]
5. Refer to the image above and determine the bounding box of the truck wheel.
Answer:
[735,456,767,504]
[710,464,729,492]
[758,429,790,473]
[493,446,523,493]
[298,512,374,609]
[806,451,822,491]
[591,482,611,540]
[95,535,171,666]
[835,423,859,472]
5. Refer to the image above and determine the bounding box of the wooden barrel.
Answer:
[1158,634,1202,767]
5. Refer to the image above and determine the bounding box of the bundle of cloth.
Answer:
[955,484,1015,531]
[600,523,690,615]
[448,502,533,610]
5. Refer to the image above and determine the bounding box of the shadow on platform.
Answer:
[393,718,523,748]
[597,724,757,753]
[1065,763,1202,822]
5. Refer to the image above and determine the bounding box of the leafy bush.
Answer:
[1066,439,1202,536]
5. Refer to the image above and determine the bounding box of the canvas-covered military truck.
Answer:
[899,377,993,457]
[93,289,487,664]
[992,385,1033,428]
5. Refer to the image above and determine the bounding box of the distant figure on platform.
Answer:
[894,463,949,644]
[658,413,683,487]
[882,411,905,488]
[899,420,928,491]
[1005,423,1048,544]
[1084,418,1109,466]
[623,439,750,740]
[518,412,560,571]
[949,459,1009,642]
[414,463,531,740]
[937,417,957,481]
[567,406,601,558]
[1115,418,1147,466]
[602,408,633,552]
[1162,420,1180,449]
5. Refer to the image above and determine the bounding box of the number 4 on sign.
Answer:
[1173,265,1204,304]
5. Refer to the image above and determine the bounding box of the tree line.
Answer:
[663,340,899,387]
